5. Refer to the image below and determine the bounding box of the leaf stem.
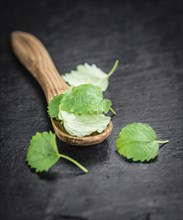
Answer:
[107,60,119,78]
[155,140,169,144]
[110,107,116,115]
[58,154,88,173]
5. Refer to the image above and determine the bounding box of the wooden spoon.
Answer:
[11,31,113,146]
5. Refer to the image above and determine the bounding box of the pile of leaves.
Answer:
[47,84,113,137]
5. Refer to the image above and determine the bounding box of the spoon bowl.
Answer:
[11,31,113,146]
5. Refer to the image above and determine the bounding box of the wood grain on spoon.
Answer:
[11,31,113,146]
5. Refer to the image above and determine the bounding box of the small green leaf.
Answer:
[48,94,63,118]
[26,131,60,172]
[116,123,169,162]
[58,110,111,137]
[26,131,88,173]
[62,60,119,91]
[59,84,112,115]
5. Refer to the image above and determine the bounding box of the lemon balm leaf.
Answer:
[62,60,119,91]
[26,131,88,173]
[48,84,113,118]
[116,123,169,162]
[26,131,60,172]
[59,84,112,115]
[47,94,63,118]
[58,110,111,137]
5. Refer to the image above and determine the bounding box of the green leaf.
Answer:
[26,131,60,172]
[62,60,119,91]
[26,131,88,173]
[48,94,63,118]
[59,84,112,115]
[116,123,169,162]
[58,110,111,137]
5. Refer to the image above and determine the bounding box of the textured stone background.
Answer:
[0,0,182,220]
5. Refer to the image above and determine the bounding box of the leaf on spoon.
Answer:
[26,131,60,172]
[47,94,63,118]
[116,123,169,162]
[59,84,112,115]
[58,110,111,137]
[62,60,119,91]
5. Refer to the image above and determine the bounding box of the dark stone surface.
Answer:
[0,0,182,220]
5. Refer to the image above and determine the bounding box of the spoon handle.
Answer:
[11,31,69,102]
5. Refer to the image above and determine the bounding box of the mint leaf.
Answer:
[116,123,169,162]
[48,94,63,118]
[58,110,111,137]
[26,131,88,173]
[62,60,119,91]
[59,84,112,115]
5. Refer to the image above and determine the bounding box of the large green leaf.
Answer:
[59,84,112,115]
[116,123,169,162]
